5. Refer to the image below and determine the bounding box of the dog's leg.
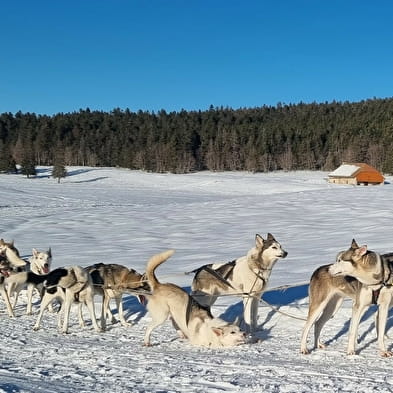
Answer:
[61,294,73,334]
[84,294,102,333]
[376,291,392,357]
[101,291,113,330]
[300,296,334,354]
[26,283,35,315]
[115,295,131,327]
[144,303,170,346]
[7,281,19,308]
[0,284,15,317]
[33,293,56,330]
[170,317,186,339]
[78,303,86,328]
[347,297,369,355]
[242,295,258,334]
[314,295,343,349]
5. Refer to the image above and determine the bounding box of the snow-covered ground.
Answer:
[1,167,393,392]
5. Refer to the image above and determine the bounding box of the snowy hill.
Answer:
[1,167,393,392]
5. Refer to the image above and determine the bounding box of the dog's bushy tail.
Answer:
[146,250,175,290]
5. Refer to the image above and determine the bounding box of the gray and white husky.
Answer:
[301,239,393,357]
[191,233,288,334]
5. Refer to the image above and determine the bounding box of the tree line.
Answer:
[1,98,393,175]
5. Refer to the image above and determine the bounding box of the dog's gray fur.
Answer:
[327,240,393,357]
[191,233,287,333]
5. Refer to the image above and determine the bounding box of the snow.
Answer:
[328,164,360,177]
[1,167,393,392]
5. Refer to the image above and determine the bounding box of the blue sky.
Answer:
[1,0,393,115]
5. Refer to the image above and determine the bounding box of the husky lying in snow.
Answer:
[191,233,287,333]
[144,250,246,348]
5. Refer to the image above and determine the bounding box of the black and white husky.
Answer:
[191,233,288,334]
[8,266,102,333]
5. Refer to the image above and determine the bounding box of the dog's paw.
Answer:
[32,326,40,331]
[380,350,393,358]
[300,348,310,355]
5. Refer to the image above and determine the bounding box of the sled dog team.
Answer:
[1,236,393,356]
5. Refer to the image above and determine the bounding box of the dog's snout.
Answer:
[282,251,288,258]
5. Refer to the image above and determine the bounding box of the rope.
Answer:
[259,298,307,321]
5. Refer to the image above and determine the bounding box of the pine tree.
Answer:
[52,147,67,183]
[0,141,17,173]
[20,146,36,178]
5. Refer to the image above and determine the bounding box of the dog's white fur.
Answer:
[144,250,246,347]
[7,248,52,315]
[328,240,393,357]
[0,258,15,317]
[0,239,26,267]
[191,234,287,333]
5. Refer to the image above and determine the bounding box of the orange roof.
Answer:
[343,162,384,183]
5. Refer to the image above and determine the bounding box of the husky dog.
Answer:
[0,239,26,268]
[9,266,102,334]
[300,247,361,354]
[43,266,102,334]
[191,234,287,333]
[0,257,15,317]
[144,250,246,347]
[7,248,52,314]
[84,263,149,330]
[328,240,393,357]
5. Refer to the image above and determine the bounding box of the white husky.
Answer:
[191,233,287,333]
[144,250,246,348]
[7,248,52,314]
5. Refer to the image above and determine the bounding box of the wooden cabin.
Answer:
[328,163,384,185]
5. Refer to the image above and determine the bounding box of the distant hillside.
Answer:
[1,98,393,173]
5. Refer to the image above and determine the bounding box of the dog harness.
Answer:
[193,261,237,290]
[371,257,393,304]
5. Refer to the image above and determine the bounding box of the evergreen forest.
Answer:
[1,98,393,174]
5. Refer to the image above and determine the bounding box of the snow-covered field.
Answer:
[1,167,393,392]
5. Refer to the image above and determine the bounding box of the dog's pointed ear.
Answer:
[255,234,264,248]
[212,327,223,337]
[267,233,275,242]
[32,248,38,257]
[355,245,368,257]
[351,239,359,249]
[48,248,52,257]
[0,239,4,246]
